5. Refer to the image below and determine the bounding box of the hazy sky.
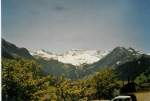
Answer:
[2,0,150,53]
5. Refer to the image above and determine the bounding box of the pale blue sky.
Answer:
[2,0,150,53]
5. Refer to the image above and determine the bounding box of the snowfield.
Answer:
[30,49,109,66]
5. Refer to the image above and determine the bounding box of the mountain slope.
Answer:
[34,56,78,79]
[1,39,79,79]
[2,39,33,59]
[88,47,141,69]
[116,54,150,80]
[76,47,147,79]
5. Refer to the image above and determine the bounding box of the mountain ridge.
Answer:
[2,39,33,59]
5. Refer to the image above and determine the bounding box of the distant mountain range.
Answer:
[30,49,109,66]
[2,38,150,80]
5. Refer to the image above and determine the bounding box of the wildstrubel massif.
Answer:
[2,38,150,80]
[30,49,109,66]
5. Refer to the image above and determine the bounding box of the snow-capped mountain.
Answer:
[57,49,109,66]
[29,47,145,66]
[32,49,58,60]
[3,39,150,80]
[30,49,109,66]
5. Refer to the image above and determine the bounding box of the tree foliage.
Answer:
[135,73,150,85]
[2,58,54,101]
[2,58,121,101]
[91,68,120,99]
